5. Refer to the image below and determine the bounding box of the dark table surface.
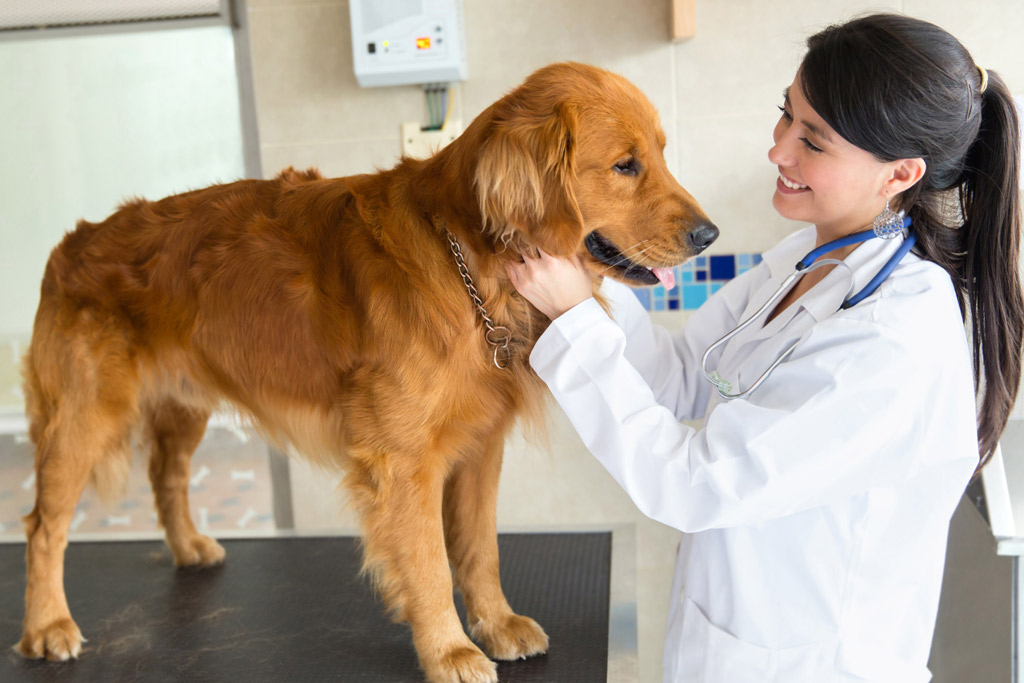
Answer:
[1,532,611,682]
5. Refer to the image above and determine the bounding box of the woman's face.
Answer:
[768,74,896,239]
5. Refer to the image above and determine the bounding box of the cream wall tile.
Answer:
[676,111,803,255]
[673,0,901,118]
[249,1,433,147]
[288,456,361,532]
[461,0,675,125]
[660,117,682,180]
[903,0,1024,92]
[260,138,402,179]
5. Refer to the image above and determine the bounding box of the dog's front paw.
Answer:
[171,534,226,568]
[422,645,498,683]
[16,617,85,661]
[470,613,549,661]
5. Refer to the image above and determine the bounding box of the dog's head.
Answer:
[474,62,717,287]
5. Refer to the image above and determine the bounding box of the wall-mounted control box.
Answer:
[350,0,467,88]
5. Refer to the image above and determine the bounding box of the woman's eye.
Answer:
[777,104,822,153]
[614,159,639,176]
[800,138,823,153]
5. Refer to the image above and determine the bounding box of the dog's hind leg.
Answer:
[442,435,548,661]
[18,329,138,660]
[353,452,500,683]
[145,400,224,567]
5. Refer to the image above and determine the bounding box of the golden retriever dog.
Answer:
[17,62,716,682]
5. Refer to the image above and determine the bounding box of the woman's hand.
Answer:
[506,249,594,320]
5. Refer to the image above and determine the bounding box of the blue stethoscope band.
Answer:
[843,228,916,308]
[796,216,915,308]
[700,216,914,400]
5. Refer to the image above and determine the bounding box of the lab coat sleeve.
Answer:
[530,298,969,532]
[600,276,753,421]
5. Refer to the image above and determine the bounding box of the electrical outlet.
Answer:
[401,119,463,159]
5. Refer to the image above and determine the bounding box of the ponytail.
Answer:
[961,73,1023,469]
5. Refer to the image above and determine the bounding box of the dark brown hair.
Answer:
[801,13,1023,471]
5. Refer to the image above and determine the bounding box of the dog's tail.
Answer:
[21,300,139,508]
[89,442,134,506]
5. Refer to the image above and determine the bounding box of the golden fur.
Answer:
[17,62,714,683]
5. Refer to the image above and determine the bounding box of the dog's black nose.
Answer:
[688,223,719,251]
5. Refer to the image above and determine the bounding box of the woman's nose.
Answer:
[768,130,795,167]
[765,120,794,167]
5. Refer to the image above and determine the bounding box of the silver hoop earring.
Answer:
[872,194,905,239]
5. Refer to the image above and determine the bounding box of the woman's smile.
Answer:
[777,172,809,193]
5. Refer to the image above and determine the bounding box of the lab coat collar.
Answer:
[760,225,920,323]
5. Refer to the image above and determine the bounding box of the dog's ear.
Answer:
[474,101,583,256]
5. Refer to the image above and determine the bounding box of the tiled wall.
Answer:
[633,252,762,311]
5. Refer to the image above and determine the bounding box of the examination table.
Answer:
[0,530,636,682]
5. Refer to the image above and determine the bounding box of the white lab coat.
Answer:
[530,226,979,682]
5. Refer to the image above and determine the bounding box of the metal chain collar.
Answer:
[444,229,512,369]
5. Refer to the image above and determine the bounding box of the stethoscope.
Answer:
[701,216,916,400]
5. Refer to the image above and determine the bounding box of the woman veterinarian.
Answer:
[508,13,1022,683]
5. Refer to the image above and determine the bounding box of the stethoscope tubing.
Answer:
[701,218,914,400]
[699,258,847,400]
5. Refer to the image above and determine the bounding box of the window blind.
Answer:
[0,0,224,31]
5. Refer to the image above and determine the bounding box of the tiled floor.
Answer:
[0,426,276,540]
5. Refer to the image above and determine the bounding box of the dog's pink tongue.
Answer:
[652,267,675,290]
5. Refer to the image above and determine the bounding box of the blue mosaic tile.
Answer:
[629,252,761,311]
[633,288,651,308]
[683,284,708,309]
[709,255,735,280]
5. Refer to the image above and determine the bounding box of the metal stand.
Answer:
[1015,556,1023,683]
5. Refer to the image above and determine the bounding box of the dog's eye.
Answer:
[613,158,639,176]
